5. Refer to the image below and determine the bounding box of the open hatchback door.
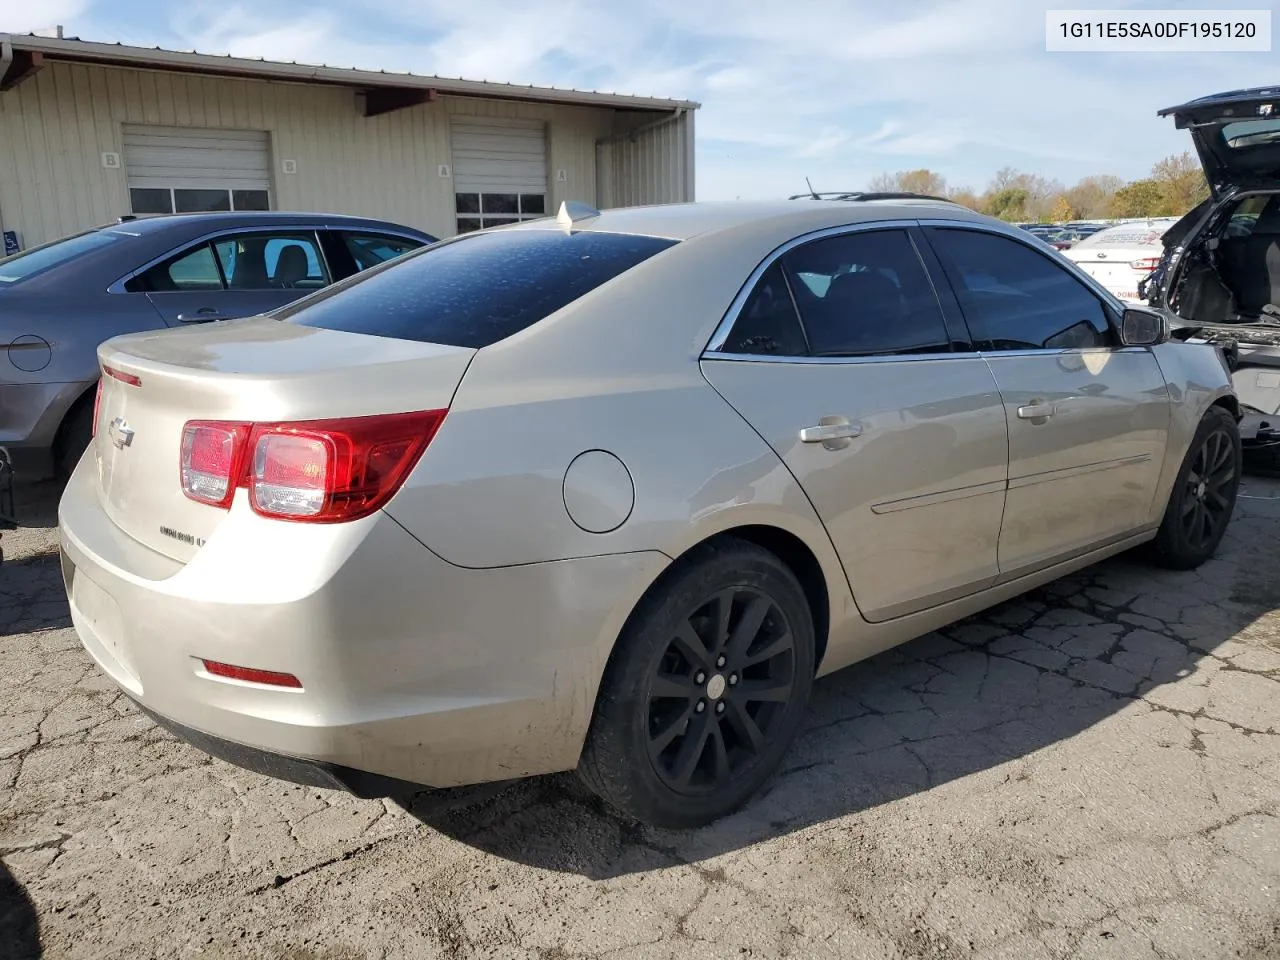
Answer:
[1159,86,1280,197]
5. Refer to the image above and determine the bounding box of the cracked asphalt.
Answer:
[2,475,1279,960]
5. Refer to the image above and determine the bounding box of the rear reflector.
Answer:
[201,660,302,688]
[179,410,447,522]
[103,364,142,387]
[91,378,103,438]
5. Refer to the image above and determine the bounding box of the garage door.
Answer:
[450,118,547,234]
[122,125,272,215]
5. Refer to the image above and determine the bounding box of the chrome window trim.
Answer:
[106,224,426,294]
[704,345,1153,366]
[702,219,919,355]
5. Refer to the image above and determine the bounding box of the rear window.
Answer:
[278,228,678,348]
[0,229,126,285]
[1222,118,1280,149]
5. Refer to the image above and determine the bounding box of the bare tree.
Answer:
[866,169,948,196]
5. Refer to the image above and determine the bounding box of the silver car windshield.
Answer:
[0,230,126,285]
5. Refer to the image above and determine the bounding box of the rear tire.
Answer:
[55,401,94,478]
[578,538,815,829]
[1149,406,1241,570]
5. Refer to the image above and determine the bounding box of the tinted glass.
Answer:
[482,194,519,214]
[280,229,677,348]
[0,230,124,285]
[342,233,424,272]
[232,189,271,211]
[456,218,481,234]
[722,263,808,356]
[455,193,480,214]
[783,230,951,357]
[174,189,231,213]
[927,229,1111,351]
[521,194,546,215]
[130,188,173,214]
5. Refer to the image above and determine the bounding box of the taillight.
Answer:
[179,410,446,522]
[1131,256,1161,272]
[181,421,250,509]
[91,379,103,438]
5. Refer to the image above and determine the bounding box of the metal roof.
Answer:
[0,33,701,112]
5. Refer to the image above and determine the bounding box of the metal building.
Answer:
[0,32,698,250]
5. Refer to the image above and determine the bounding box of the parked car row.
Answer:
[6,82,1275,829]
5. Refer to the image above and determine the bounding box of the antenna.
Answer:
[805,176,820,200]
[556,200,601,234]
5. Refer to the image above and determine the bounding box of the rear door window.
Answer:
[781,230,952,357]
[278,229,678,348]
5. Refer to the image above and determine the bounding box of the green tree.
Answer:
[1108,180,1164,218]
[983,187,1030,221]
[1151,151,1209,215]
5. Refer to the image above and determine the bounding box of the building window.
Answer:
[128,187,271,216]
[455,193,546,234]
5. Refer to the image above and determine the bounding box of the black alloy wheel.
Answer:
[1151,405,1241,570]
[578,538,815,828]
[645,587,797,795]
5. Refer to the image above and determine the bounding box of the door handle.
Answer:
[800,419,863,443]
[176,308,228,322]
[1016,401,1057,420]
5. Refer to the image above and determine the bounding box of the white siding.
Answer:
[597,110,695,209]
[0,60,693,249]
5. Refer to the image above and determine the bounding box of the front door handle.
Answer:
[176,307,228,323]
[800,419,863,443]
[1016,401,1057,421]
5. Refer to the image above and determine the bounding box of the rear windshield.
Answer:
[278,228,678,348]
[1222,118,1280,149]
[0,229,126,285]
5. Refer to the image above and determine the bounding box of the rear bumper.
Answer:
[131,700,415,798]
[58,457,667,789]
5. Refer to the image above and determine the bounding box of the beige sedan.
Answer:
[58,198,1240,828]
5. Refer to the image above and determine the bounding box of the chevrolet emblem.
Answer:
[108,417,135,450]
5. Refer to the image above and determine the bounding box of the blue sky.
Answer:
[3,0,1277,199]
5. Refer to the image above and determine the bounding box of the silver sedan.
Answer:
[58,199,1241,828]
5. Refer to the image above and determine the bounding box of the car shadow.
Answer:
[0,860,42,960]
[393,490,1280,880]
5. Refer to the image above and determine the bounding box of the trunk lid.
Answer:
[94,317,475,562]
[1159,86,1280,196]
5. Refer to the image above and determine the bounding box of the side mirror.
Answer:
[1120,307,1169,347]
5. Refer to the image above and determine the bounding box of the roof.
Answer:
[1158,84,1280,117]
[508,198,985,242]
[0,33,700,112]
[96,211,436,237]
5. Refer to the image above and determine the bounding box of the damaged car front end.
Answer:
[1143,85,1280,467]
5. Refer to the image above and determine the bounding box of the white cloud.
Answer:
[0,0,90,34]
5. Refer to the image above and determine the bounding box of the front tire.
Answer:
[1150,405,1241,570]
[578,538,815,829]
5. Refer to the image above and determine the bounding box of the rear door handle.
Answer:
[800,419,863,443]
[1017,402,1057,420]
